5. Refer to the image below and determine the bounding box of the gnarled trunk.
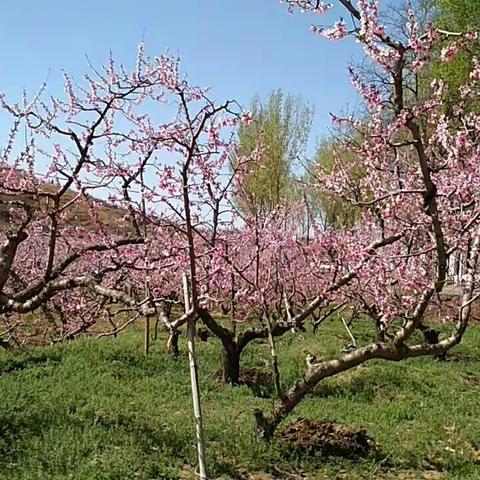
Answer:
[166,328,180,358]
[198,307,241,385]
[223,342,241,384]
[254,333,465,442]
[199,307,293,386]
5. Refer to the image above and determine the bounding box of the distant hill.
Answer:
[0,167,133,235]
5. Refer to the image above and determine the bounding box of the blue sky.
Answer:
[0,0,364,156]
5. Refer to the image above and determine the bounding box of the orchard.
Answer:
[1,1,480,478]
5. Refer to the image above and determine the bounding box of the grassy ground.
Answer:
[1,318,480,479]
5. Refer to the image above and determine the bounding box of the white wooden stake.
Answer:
[144,281,150,356]
[183,273,207,480]
[340,314,356,348]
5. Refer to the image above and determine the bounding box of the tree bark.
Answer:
[198,307,292,385]
[223,342,241,384]
[166,328,180,358]
[254,333,466,442]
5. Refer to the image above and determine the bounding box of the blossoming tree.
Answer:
[0,47,255,478]
[249,0,480,440]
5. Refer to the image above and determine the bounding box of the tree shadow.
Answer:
[211,462,247,479]
[240,368,275,399]
[445,352,480,363]
[0,351,62,375]
[0,407,188,468]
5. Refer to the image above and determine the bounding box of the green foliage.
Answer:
[307,0,480,230]
[305,136,362,229]
[421,0,480,108]
[232,90,313,216]
[2,322,480,478]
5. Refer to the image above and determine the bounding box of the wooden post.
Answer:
[144,281,150,356]
[264,311,282,400]
[183,273,207,480]
[340,313,356,349]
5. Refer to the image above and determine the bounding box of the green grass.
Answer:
[1,319,480,479]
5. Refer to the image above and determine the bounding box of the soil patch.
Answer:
[214,367,272,386]
[239,367,272,387]
[277,417,375,458]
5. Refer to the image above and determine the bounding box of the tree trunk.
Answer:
[254,336,460,442]
[198,307,242,385]
[166,328,180,358]
[222,343,241,384]
[198,307,292,387]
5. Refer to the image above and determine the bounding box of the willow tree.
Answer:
[231,90,313,216]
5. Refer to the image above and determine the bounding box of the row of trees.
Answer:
[1,1,480,477]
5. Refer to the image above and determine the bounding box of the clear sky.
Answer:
[0,0,364,155]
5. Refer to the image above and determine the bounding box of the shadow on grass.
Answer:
[214,367,276,398]
[0,351,63,375]
[87,409,189,458]
[0,413,55,465]
[211,462,247,479]
[0,408,189,468]
[245,373,275,399]
[0,414,50,438]
[445,352,480,363]
[304,364,438,403]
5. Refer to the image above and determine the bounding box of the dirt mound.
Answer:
[239,367,272,386]
[278,417,375,458]
[214,367,272,386]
